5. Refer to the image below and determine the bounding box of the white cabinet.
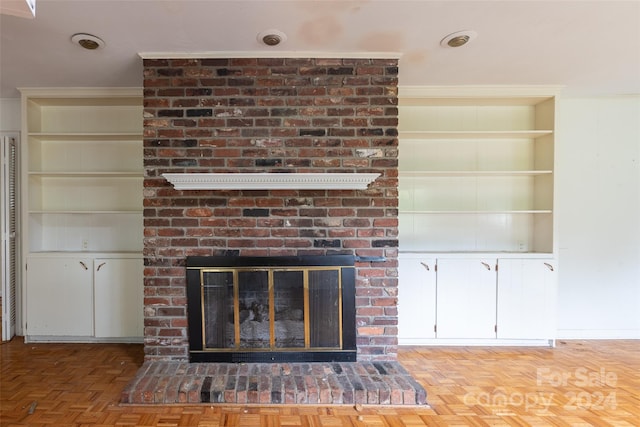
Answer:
[497,258,556,339]
[399,87,557,254]
[397,255,557,344]
[94,258,144,338]
[436,258,497,339]
[26,256,93,336]
[398,255,436,342]
[25,255,143,341]
[20,88,144,342]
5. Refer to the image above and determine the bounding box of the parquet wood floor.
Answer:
[1,338,639,426]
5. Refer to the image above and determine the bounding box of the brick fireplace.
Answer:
[142,57,399,362]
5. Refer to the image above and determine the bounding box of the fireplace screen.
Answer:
[187,256,356,362]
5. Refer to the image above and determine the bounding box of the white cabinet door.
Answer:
[94,258,143,338]
[436,258,497,339]
[398,255,437,341]
[497,259,556,339]
[26,256,93,336]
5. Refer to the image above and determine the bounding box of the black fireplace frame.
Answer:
[186,255,357,363]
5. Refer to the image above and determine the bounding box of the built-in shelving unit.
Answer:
[21,88,143,253]
[397,87,559,346]
[398,87,558,254]
[20,88,144,342]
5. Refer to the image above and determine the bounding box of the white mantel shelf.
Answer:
[162,172,381,190]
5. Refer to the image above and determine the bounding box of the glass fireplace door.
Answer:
[237,270,270,349]
[187,255,356,362]
[273,270,305,348]
[309,269,341,348]
[202,270,235,349]
[200,267,342,352]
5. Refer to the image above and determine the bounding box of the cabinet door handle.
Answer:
[420,262,430,271]
[481,261,491,271]
[544,262,554,271]
[97,262,107,271]
[79,261,88,270]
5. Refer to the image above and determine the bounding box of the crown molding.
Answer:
[138,51,401,60]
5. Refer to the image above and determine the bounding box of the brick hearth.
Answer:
[122,361,427,405]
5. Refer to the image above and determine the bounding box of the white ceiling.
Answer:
[1,0,639,99]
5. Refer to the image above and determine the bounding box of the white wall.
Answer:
[0,98,21,131]
[556,96,640,338]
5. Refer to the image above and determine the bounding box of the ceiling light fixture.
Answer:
[440,30,477,48]
[257,29,287,47]
[71,33,105,50]
[262,34,281,46]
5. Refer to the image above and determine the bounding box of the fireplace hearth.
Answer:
[186,255,357,363]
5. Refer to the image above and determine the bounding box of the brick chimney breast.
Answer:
[142,58,399,361]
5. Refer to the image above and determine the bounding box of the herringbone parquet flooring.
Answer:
[1,338,639,426]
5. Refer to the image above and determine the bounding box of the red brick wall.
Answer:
[142,58,399,361]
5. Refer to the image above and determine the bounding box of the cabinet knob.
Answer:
[97,262,107,271]
[79,261,88,270]
[480,261,491,271]
[420,262,430,271]
[544,262,554,271]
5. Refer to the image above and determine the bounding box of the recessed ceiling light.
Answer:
[71,33,105,50]
[440,30,477,48]
[257,29,287,47]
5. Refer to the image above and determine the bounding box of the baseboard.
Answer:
[24,335,144,344]
[398,338,555,347]
[556,330,640,339]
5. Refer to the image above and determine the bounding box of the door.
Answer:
[436,258,497,339]
[94,257,143,338]
[26,256,93,336]
[497,258,556,339]
[1,134,19,341]
[398,255,437,342]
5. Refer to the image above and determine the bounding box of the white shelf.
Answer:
[401,170,552,177]
[29,171,142,177]
[29,210,143,214]
[28,133,142,140]
[401,210,553,214]
[27,251,143,257]
[399,251,554,258]
[21,89,142,105]
[400,130,553,139]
